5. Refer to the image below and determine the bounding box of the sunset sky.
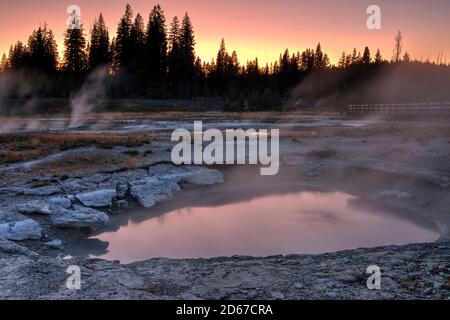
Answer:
[1,0,449,65]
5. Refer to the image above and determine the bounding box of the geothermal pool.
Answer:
[72,188,439,263]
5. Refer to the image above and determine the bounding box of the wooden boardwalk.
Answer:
[347,102,450,114]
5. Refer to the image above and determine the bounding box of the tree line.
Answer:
[1,5,449,111]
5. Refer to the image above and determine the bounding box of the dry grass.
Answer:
[0,132,154,164]
[283,123,450,141]
[306,148,337,159]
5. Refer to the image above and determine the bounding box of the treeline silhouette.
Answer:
[1,4,450,112]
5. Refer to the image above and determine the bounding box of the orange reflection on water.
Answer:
[92,192,439,262]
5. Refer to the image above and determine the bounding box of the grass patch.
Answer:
[0,132,153,164]
[306,148,337,159]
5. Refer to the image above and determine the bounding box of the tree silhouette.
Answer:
[129,13,146,81]
[300,49,315,72]
[0,53,8,71]
[168,16,182,95]
[27,25,59,74]
[114,4,133,72]
[362,46,371,64]
[374,49,382,64]
[338,51,347,68]
[8,41,29,70]
[393,31,403,62]
[403,51,411,62]
[88,13,111,70]
[62,26,87,73]
[314,43,329,69]
[145,5,168,97]
[351,48,361,65]
[2,4,449,109]
[178,13,196,96]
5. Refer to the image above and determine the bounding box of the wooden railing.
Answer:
[347,102,450,114]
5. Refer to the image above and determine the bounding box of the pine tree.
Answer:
[374,49,382,64]
[9,41,29,70]
[300,48,315,72]
[345,54,352,67]
[168,16,182,94]
[351,48,359,64]
[130,13,146,67]
[168,16,181,51]
[338,51,347,68]
[114,4,133,72]
[214,38,230,95]
[362,46,371,64]
[229,50,239,76]
[27,26,45,69]
[314,43,325,69]
[27,25,58,73]
[393,31,403,62]
[178,13,196,96]
[0,53,8,71]
[88,13,110,70]
[62,26,87,73]
[216,38,227,75]
[146,5,168,82]
[45,30,59,71]
[280,49,290,73]
[403,51,411,62]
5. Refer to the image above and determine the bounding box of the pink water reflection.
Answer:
[91,192,439,262]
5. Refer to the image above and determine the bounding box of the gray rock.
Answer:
[182,168,224,185]
[50,205,109,229]
[116,183,129,198]
[44,239,63,250]
[49,197,72,209]
[0,238,39,257]
[16,201,52,215]
[22,186,61,196]
[0,241,448,300]
[75,189,117,208]
[130,177,181,208]
[116,200,130,211]
[0,219,42,241]
[148,164,224,186]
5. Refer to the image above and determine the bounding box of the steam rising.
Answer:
[69,66,108,128]
[289,63,450,107]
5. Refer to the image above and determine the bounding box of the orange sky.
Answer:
[1,0,449,65]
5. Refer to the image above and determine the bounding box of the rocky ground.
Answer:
[0,113,449,299]
[0,240,448,299]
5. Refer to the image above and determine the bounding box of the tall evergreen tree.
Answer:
[403,51,411,62]
[88,13,110,70]
[178,13,196,96]
[9,41,29,70]
[145,4,168,96]
[216,38,227,75]
[168,16,182,94]
[374,49,382,64]
[62,26,87,73]
[131,14,146,66]
[393,31,403,62]
[27,25,59,74]
[314,43,324,69]
[0,53,8,71]
[114,4,133,72]
[214,38,230,95]
[362,46,371,64]
[300,48,315,72]
[338,51,347,68]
